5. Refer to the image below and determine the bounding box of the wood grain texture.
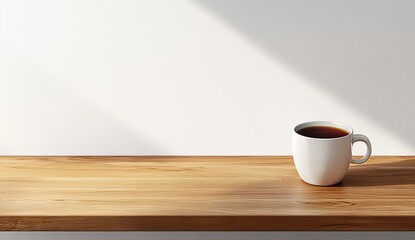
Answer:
[0,156,414,231]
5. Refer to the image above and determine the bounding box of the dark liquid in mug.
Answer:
[297,126,349,139]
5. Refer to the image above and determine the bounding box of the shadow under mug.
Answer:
[292,121,372,186]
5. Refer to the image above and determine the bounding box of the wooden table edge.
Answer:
[1,216,414,231]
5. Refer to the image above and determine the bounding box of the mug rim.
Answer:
[294,121,353,140]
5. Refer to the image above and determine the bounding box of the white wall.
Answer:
[1,0,415,155]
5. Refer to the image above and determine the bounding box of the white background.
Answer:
[1,0,415,239]
[1,0,415,156]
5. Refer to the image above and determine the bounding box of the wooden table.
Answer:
[0,156,414,231]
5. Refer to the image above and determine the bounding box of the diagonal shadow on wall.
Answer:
[0,47,165,155]
[192,0,415,147]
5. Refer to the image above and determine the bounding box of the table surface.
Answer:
[0,156,414,231]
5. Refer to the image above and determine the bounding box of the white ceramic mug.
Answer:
[292,121,372,186]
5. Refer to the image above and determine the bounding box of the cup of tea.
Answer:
[292,121,372,186]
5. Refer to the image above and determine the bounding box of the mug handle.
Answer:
[351,134,372,164]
